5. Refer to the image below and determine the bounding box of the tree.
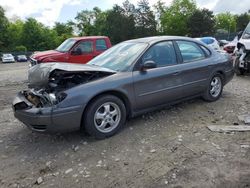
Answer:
[92,7,108,35]
[53,22,73,46]
[15,45,27,52]
[105,5,131,43]
[105,2,137,44]
[135,0,157,37]
[236,12,250,31]
[215,12,236,34]
[160,0,197,35]
[21,18,58,51]
[6,20,24,50]
[153,0,167,34]
[75,10,96,35]
[53,22,73,36]
[0,6,9,51]
[187,9,215,37]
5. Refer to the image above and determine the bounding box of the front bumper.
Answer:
[12,92,84,133]
[2,59,15,63]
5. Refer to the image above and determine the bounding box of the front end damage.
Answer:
[12,63,116,132]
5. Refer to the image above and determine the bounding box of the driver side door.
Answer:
[133,41,184,111]
[68,40,94,64]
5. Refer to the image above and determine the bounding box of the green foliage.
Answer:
[6,20,24,50]
[187,9,215,37]
[105,5,134,43]
[215,12,236,33]
[235,13,250,31]
[15,45,27,52]
[0,7,9,51]
[1,2,250,52]
[135,0,157,37]
[160,0,196,35]
[21,18,46,51]
[53,22,73,36]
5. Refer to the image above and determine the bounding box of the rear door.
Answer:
[68,40,94,64]
[94,38,109,57]
[174,40,212,97]
[133,41,184,111]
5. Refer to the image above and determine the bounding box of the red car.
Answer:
[30,36,112,66]
[223,36,238,54]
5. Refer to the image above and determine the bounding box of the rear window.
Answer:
[177,41,206,63]
[96,39,108,51]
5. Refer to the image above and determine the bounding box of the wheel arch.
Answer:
[80,90,132,129]
[237,42,245,51]
[212,70,225,85]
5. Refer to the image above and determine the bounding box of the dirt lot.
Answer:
[0,62,250,188]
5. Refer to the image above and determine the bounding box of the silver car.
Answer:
[13,36,234,139]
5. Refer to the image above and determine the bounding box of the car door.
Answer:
[174,40,212,97]
[133,41,184,111]
[94,39,108,57]
[68,40,94,64]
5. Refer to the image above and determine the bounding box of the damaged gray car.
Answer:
[13,36,234,139]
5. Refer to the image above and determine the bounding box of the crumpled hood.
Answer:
[28,62,116,88]
[32,50,63,60]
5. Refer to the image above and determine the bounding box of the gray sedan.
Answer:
[13,36,234,139]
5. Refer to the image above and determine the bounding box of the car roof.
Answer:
[124,36,201,44]
[70,36,109,41]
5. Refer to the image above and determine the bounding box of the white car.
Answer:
[195,37,220,51]
[2,54,15,63]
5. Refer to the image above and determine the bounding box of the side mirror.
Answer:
[141,60,157,71]
[71,48,82,55]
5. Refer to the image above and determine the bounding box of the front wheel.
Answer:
[83,95,126,139]
[203,74,223,102]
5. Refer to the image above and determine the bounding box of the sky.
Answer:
[0,0,249,27]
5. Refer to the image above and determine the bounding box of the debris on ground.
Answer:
[65,168,73,174]
[207,125,250,132]
[238,115,250,124]
[240,144,250,149]
[150,149,156,153]
[36,177,43,185]
[72,145,79,152]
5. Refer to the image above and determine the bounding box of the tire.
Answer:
[83,95,126,139]
[234,56,245,76]
[203,73,223,102]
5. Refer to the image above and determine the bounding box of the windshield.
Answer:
[243,22,250,39]
[3,54,12,57]
[56,38,76,52]
[88,42,148,71]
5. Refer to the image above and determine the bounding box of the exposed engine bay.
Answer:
[22,63,116,108]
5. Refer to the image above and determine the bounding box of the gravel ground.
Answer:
[0,62,250,188]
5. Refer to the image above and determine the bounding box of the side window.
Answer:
[200,45,211,56]
[76,41,93,53]
[177,41,205,63]
[142,41,177,67]
[96,39,108,51]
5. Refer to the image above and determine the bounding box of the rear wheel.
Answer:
[234,56,246,76]
[203,74,223,102]
[83,95,126,139]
